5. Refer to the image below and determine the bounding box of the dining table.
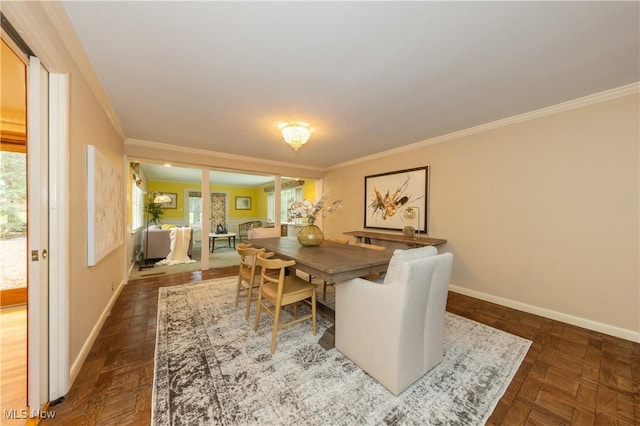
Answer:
[246,236,393,349]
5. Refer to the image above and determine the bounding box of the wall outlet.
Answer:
[111,281,115,292]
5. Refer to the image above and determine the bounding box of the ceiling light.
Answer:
[279,121,311,151]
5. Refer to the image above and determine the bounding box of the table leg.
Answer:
[315,301,335,350]
[318,325,335,350]
[211,237,215,253]
[232,236,236,250]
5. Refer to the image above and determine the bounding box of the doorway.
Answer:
[0,37,28,422]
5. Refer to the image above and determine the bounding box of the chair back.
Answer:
[248,227,281,239]
[353,242,385,251]
[327,238,349,244]
[257,252,295,292]
[237,246,265,281]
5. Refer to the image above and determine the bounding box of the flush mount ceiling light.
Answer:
[279,121,311,151]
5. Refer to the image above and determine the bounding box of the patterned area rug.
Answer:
[152,277,531,425]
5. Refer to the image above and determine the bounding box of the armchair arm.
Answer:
[335,278,406,374]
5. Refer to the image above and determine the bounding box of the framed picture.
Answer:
[164,193,177,209]
[364,166,429,233]
[235,196,251,210]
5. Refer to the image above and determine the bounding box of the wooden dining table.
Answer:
[246,236,393,349]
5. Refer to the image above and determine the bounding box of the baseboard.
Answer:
[448,284,640,343]
[69,279,125,383]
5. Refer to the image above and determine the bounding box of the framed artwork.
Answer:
[235,196,251,210]
[87,145,124,266]
[164,193,177,209]
[364,166,429,233]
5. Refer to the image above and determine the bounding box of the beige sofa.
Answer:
[143,225,193,260]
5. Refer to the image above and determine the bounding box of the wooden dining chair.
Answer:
[254,251,317,354]
[353,242,386,251]
[236,245,267,320]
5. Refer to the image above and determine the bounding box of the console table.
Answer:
[343,230,447,247]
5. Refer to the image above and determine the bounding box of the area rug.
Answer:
[152,277,531,426]
[128,249,240,280]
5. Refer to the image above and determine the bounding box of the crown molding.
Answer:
[328,82,640,171]
[40,2,126,142]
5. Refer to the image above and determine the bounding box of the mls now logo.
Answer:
[4,408,56,420]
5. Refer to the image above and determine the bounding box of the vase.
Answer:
[297,224,324,247]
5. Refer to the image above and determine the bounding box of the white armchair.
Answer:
[335,245,453,395]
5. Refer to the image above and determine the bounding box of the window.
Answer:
[131,180,145,231]
[268,187,302,224]
[187,192,202,226]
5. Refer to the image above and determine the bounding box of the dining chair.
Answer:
[236,245,267,320]
[353,242,385,250]
[335,246,453,395]
[254,251,317,354]
[248,227,281,239]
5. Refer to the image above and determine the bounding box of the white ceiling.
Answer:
[62,1,639,170]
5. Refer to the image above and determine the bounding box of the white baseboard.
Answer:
[448,284,640,343]
[69,279,125,383]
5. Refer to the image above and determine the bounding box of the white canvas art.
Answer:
[87,145,123,266]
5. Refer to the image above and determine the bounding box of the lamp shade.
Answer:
[279,121,311,151]
[153,193,171,204]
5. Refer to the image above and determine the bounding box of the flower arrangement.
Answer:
[289,194,342,225]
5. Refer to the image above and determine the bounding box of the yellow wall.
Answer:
[324,93,639,341]
[148,179,318,223]
[147,181,266,221]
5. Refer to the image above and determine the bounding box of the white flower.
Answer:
[289,194,342,224]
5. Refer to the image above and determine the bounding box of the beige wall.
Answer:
[324,93,639,340]
[67,75,124,361]
[4,2,126,373]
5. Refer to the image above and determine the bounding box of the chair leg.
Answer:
[322,281,327,301]
[253,292,263,332]
[234,275,242,307]
[270,304,281,354]
[312,291,317,335]
[245,278,254,320]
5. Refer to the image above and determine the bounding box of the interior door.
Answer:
[27,55,50,411]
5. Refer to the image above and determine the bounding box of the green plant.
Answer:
[144,199,165,225]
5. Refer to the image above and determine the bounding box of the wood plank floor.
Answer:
[43,268,639,425]
[0,306,27,426]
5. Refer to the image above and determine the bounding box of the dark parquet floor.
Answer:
[43,268,639,425]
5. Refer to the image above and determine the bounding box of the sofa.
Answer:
[143,225,193,260]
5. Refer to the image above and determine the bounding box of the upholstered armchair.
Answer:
[335,246,453,395]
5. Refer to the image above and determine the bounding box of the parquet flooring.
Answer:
[43,268,639,425]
